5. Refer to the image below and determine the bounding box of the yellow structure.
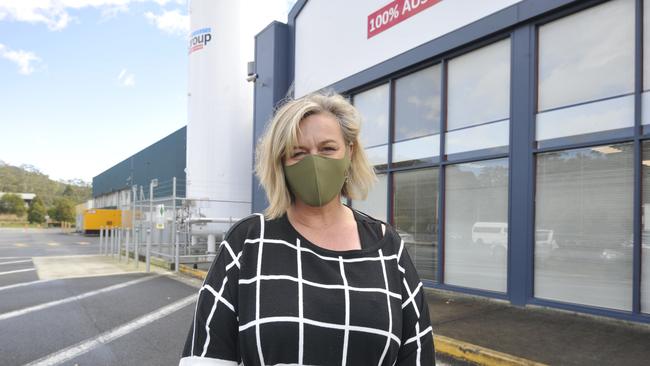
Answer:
[82,209,122,234]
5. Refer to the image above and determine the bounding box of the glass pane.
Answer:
[641,142,650,313]
[364,145,388,167]
[445,120,509,155]
[642,92,650,126]
[444,158,509,292]
[392,134,439,165]
[394,65,441,141]
[645,0,650,90]
[354,84,389,148]
[447,39,510,130]
[536,95,634,141]
[535,143,633,311]
[393,168,439,282]
[538,0,634,111]
[353,174,387,222]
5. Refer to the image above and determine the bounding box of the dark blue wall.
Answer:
[252,22,291,214]
[92,126,186,198]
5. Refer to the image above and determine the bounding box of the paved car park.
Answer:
[0,228,201,366]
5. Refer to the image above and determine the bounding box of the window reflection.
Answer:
[353,174,387,223]
[445,120,509,155]
[394,65,441,140]
[538,0,634,111]
[536,95,634,142]
[393,168,439,282]
[447,38,510,130]
[353,84,389,148]
[444,159,509,292]
[640,142,650,313]
[535,143,633,311]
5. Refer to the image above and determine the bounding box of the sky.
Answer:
[0,0,294,184]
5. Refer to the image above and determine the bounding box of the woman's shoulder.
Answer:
[349,208,404,253]
[223,214,263,246]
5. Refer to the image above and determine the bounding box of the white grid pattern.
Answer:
[189,213,432,365]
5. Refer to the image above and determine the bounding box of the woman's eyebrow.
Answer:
[318,139,339,146]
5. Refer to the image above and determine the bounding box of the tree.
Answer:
[49,197,75,222]
[62,185,74,197]
[28,196,47,224]
[0,193,26,217]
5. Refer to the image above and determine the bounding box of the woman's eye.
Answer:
[322,146,337,152]
[292,151,305,158]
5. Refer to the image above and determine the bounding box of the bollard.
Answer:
[99,226,104,255]
[119,228,124,262]
[135,228,140,269]
[111,227,115,257]
[125,228,130,264]
[146,228,151,273]
[174,229,180,273]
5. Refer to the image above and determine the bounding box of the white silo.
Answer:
[187,0,288,239]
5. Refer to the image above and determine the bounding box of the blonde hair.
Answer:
[255,91,377,219]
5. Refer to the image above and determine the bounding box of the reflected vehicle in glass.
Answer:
[600,232,650,263]
[471,222,507,254]
[535,229,559,261]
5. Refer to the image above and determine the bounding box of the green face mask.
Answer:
[284,149,351,207]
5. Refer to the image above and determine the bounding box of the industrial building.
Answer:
[91,0,649,324]
[92,126,186,209]
[251,0,650,324]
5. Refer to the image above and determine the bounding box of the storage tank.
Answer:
[187,0,288,231]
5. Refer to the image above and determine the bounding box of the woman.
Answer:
[180,92,434,365]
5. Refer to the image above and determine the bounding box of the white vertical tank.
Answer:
[187,0,288,226]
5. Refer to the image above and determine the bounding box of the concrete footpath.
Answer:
[180,263,650,366]
[425,289,650,366]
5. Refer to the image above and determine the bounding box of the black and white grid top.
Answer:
[180,210,434,366]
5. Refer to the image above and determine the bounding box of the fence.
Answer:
[96,177,244,272]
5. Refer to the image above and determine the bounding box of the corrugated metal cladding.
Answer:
[92,126,187,198]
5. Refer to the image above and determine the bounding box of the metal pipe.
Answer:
[117,227,122,261]
[99,226,104,255]
[110,227,115,257]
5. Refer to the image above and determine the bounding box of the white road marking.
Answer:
[0,268,35,276]
[0,259,32,266]
[24,294,197,366]
[0,274,160,321]
[0,272,152,293]
[0,256,31,260]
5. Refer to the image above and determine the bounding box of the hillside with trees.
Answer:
[0,160,92,225]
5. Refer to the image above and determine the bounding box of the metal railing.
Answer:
[98,177,242,273]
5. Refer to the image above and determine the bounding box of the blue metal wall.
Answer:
[92,126,187,198]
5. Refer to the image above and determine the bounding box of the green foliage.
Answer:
[0,193,26,217]
[49,197,75,222]
[27,196,47,224]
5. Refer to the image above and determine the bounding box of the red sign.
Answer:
[367,0,442,39]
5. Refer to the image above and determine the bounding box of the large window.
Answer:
[393,168,439,282]
[535,143,633,311]
[353,84,389,168]
[537,0,634,142]
[444,159,509,292]
[352,174,387,222]
[641,142,650,313]
[393,65,441,167]
[446,39,510,155]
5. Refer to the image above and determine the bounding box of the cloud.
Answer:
[117,68,135,87]
[144,9,188,36]
[0,0,187,31]
[0,43,42,75]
